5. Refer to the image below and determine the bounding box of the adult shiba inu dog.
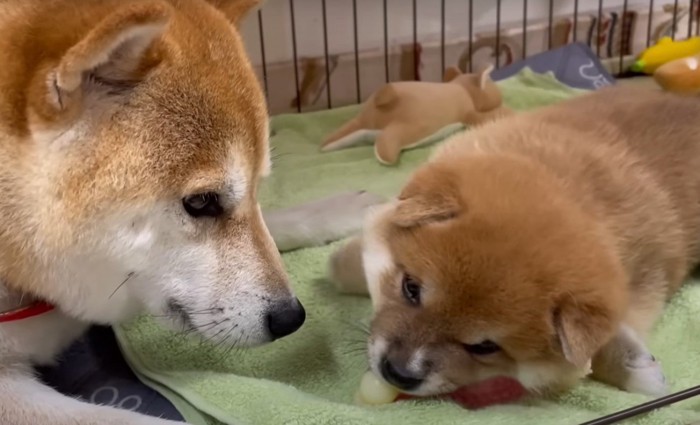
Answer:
[0,1,381,423]
[330,85,700,402]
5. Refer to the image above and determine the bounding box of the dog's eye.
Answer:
[463,340,501,356]
[401,273,421,305]
[182,192,223,218]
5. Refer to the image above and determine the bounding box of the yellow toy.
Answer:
[653,53,700,94]
[631,36,700,74]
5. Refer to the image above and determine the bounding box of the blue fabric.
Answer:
[37,326,184,422]
[491,42,615,90]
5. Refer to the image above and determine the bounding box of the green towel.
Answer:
[115,69,700,425]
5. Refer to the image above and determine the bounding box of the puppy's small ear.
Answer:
[392,168,461,228]
[45,2,170,114]
[205,0,263,26]
[553,296,616,368]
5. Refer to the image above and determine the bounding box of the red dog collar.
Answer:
[0,301,54,323]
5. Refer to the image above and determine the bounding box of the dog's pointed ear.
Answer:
[205,0,263,26]
[46,2,171,114]
[553,295,617,369]
[392,167,461,228]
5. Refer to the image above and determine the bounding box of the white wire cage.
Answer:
[238,0,698,115]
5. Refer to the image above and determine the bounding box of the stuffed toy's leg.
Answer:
[321,117,378,152]
[374,125,419,165]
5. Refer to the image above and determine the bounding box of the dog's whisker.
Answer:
[344,347,368,354]
[214,326,240,364]
[177,320,218,338]
[151,309,217,320]
[341,318,372,335]
[108,271,135,299]
[180,310,214,316]
[213,325,236,350]
[201,328,226,346]
[188,307,221,313]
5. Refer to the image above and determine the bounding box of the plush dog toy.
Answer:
[653,54,700,94]
[320,65,512,165]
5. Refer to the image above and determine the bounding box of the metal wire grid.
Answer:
[256,0,697,112]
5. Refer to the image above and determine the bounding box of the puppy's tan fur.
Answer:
[0,1,382,424]
[332,85,700,397]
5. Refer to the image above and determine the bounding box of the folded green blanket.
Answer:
[115,69,700,425]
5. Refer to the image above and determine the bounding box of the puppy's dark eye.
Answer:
[463,340,501,356]
[401,273,421,305]
[182,192,223,218]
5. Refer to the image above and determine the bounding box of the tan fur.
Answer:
[332,85,700,397]
[320,66,513,165]
[0,0,273,298]
[0,1,382,423]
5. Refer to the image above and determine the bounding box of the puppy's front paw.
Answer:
[592,325,668,397]
[623,354,667,397]
[329,236,368,295]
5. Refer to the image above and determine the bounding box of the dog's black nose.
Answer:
[380,356,424,390]
[266,297,306,340]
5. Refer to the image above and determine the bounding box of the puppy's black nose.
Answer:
[380,356,424,390]
[266,297,306,340]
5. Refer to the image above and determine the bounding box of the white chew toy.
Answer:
[355,370,400,405]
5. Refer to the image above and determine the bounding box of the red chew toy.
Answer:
[449,377,527,409]
[395,377,527,410]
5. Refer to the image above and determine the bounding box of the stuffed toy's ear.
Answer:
[478,64,495,89]
[465,64,504,112]
[205,0,263,26]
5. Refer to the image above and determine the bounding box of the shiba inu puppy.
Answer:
[331,85,700,401]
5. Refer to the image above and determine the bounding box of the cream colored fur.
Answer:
[320,66,512,165]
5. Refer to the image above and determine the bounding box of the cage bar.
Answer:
[468,0,474,72]
[321,0,331,109]
[441,0,446,76]
[619,0,629,74]
[496,0,502,68]
[597,0,603,57]
[289,0,300,112]
[352,0,361,103]
[522,0,528,59]
[688,0,696,38]
[647,0,655,46]
[573,0,580,42]
[257,9,268,98]
[672,0,679,39]
[547,0,554,50]
[413,0,418,80]
[383,0,389,83]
